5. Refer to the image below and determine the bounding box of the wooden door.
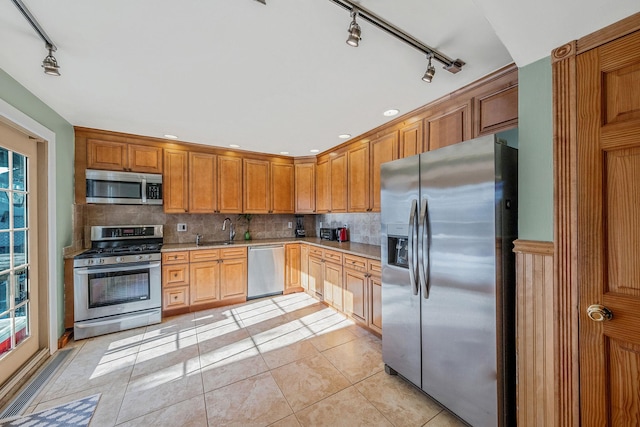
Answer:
[86,139,127,171]
[218,155,243,213]
[369,131,399,212]
[399,121,423,158]
[577,29,640,425]
[329,153,347,213]
[369,274,382,334]
[347,143,370,212]
[284,244,301,294]
[324,262,343,311]
[163,149,188,213]
[344,268,367,325]
[425,103,470,151]
[295,162,315,213]
[189,152,217,213]
[315,159,330,213]
[300,244,309,291]
[243,158,270,213]
[308,256,323,298]
[127,144,163,173]
[190,261,220,306]
[219,258,247,300]
[271,162,294,213]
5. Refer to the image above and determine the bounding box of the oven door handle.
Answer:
[75,262,161,275]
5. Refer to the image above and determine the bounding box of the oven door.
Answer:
[74,261,161,322]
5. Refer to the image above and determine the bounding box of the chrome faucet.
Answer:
[222,217,235,241]
[196,234,203,246]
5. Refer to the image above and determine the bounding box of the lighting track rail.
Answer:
[11,0,61,76]
[329,0,465,74]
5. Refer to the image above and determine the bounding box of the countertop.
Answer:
[162,237,382,260]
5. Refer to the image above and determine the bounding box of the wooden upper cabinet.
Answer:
[189,152,217,214]
[243,158,270,213]
[295,161,316,213]
[370,131,399,212]
[271,162,294,214]
[163,149,188,213]
[87,139,162,173]
[425,102,471,151]
[330,153,347,213]
[218,155,243,213]
[316,158,330,213]
[243,159,294,214]
[473,85,518,136]
[399,121,424,158]
[347,143,370,212]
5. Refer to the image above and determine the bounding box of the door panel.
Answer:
[577,29,640,426]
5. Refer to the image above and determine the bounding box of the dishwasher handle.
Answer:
[249,245,285,250]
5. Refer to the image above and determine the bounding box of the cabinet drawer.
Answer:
[309,246,324,258]
[344,254,367,271]
[163,251,189,264]
[368,259,382,276]
[324,249,343,264]
[221,246,247,260]
[190,249,220,263]
[162,264,189,287]
[163,286,189,311]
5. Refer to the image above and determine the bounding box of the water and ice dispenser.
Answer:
[386,224,409,268]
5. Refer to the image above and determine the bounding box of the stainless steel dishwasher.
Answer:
[247,244,285,299]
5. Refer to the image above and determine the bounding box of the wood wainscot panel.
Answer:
[513,240,555,427]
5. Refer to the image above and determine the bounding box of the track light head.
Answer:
[42,44,60,76]
[346,10,361,47]
[422,54,435,83]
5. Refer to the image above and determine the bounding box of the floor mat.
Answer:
[0,393,100,427]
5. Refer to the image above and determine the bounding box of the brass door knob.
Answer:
[587,304,613,322]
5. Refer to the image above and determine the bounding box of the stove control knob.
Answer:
[99,259,105,264]
[145,254,152,260]
[136,255,143,261]
[86,259,93,265]
[116,256,124,263]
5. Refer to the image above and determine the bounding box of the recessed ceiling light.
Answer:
[164,134,178,139]
[338,134,351,139]
[310,149,320,153]
[229,144,240,148]
[280,151,289,155]
[383,109,399,117]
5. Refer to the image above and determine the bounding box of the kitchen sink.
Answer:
[197,240,235,247]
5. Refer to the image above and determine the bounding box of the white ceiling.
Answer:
[1,1,638,156]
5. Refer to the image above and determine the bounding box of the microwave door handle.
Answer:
[407,199,419,296]
[141,178,147,204]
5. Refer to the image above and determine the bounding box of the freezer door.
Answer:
[380,154,422,388]
[420,135,500,427]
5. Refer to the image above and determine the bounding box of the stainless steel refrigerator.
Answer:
[380,134,517,427]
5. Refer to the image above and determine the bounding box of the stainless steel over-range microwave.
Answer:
[86,169,163,205]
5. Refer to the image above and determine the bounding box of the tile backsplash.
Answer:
[315,212,381,246]
[71,204,379,249]
[76,204,317,247]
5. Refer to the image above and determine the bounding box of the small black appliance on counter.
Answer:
[320,227,338,240]
[295,215,306,238]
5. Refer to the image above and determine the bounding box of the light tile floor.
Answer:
[24,292,467,426]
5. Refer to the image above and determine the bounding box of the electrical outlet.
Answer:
[288,222,292,229]
[177,223,187,232]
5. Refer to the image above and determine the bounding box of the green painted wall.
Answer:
[0,68,74,337]
[517,57,554,242]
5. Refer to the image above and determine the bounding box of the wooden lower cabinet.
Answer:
[343,267,367,325]
[368,273,382,335]
[300,244,309,291]
[308,255,324,298]
[284,243,302,294]
[343,254,382,335]
[162,247,247,315]
[323,261,343,311]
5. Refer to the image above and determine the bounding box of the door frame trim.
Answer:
[0,98,58,356]
[552,11,640,427]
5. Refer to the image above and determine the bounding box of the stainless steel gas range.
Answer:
[73,225,163,340]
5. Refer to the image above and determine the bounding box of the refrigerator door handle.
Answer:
[418,197,431,299]
[408,199,419,296]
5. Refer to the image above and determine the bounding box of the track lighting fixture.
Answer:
[330,0,465,81]
[346,9,361,47]
[422,54,435,83]
[42,44,60,76]
[11,0,61,76]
